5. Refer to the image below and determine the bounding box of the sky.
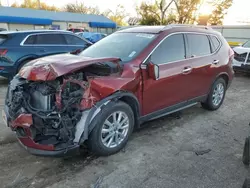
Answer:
[1,0,250,24]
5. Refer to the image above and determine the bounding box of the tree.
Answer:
[173,0,202,24]
[156,0,176,24]
[11,0,58,11]
[136,0,232,25]
[208,0,233,25]
[64,2,100,14]
[136,0,176,25]
[103,5,128,26]
[136,2,161,25]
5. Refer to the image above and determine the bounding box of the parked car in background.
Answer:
[76,32,107,43]
[232,40,250,73]
[3,25,234,157]
[67,28,89,33]
[0,30,92,79]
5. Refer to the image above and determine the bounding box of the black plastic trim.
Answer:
[140,95,207,123]
[79,91,140,144]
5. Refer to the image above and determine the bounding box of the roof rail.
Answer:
[163,24,212,31]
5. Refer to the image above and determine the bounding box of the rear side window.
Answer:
[187,34,211,56]
[35,34,66,45]
[64,34,87,45]
[0,35,8,44]
[24,35,36,45]
[151,34,186,64]
[210,36,220,52]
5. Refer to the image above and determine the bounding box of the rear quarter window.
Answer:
[0,35,8,44]
[210,36,221,52]
[64,34,87,45]
[24,35,36,45]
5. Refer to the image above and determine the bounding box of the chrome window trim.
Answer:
[142,31,222,66]
[20,32,90,46]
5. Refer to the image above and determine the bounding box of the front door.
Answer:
[142,33,195,115]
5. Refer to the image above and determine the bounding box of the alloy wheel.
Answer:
[212,83,225,106]
[101,111,129,148]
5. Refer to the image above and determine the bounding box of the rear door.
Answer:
[185,33,220,97]
[142,33,195,115]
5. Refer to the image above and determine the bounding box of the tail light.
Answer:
[0,49,8,56]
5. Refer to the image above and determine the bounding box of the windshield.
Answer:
[243,40,250,48]
[80,32,157,62]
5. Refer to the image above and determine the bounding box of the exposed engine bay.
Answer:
[5,63,120,150]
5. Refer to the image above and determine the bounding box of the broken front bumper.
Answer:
[18,140,80,157]
[4,106,81,157]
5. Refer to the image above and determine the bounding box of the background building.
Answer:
[0,6,117,33]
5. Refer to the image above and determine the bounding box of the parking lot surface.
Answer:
[0,75,249,188]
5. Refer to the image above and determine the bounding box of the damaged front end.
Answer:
[4,56,123,156]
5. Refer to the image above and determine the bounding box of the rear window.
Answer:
[0,35,8,44]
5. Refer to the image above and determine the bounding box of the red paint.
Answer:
[19,54,121,81]
[19,137,54,151]
[10,114,54,151]
[14,26,234,154]
[19,27,234,116]
[12,114,33,129]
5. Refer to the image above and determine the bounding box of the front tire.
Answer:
[202,78,226,111]
[243,179,250,188]
[87,101,134,156]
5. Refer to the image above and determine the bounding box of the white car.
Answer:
[233,40,250,73]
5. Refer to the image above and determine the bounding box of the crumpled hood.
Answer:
[19,54,121,81]
[233,46,250,54]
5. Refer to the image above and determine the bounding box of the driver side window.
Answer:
[151,34,186,65]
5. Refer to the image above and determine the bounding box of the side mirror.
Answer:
[148,62,159,80]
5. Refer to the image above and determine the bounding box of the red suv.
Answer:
[3,25,234,157]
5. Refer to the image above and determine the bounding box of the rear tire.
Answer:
[201,78,226,111]
[87,101,134,156]
[243,137,250,166]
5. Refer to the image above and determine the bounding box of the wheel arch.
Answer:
[219,73,229,87]
[212,72,229,89]
[78,91,141,144]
